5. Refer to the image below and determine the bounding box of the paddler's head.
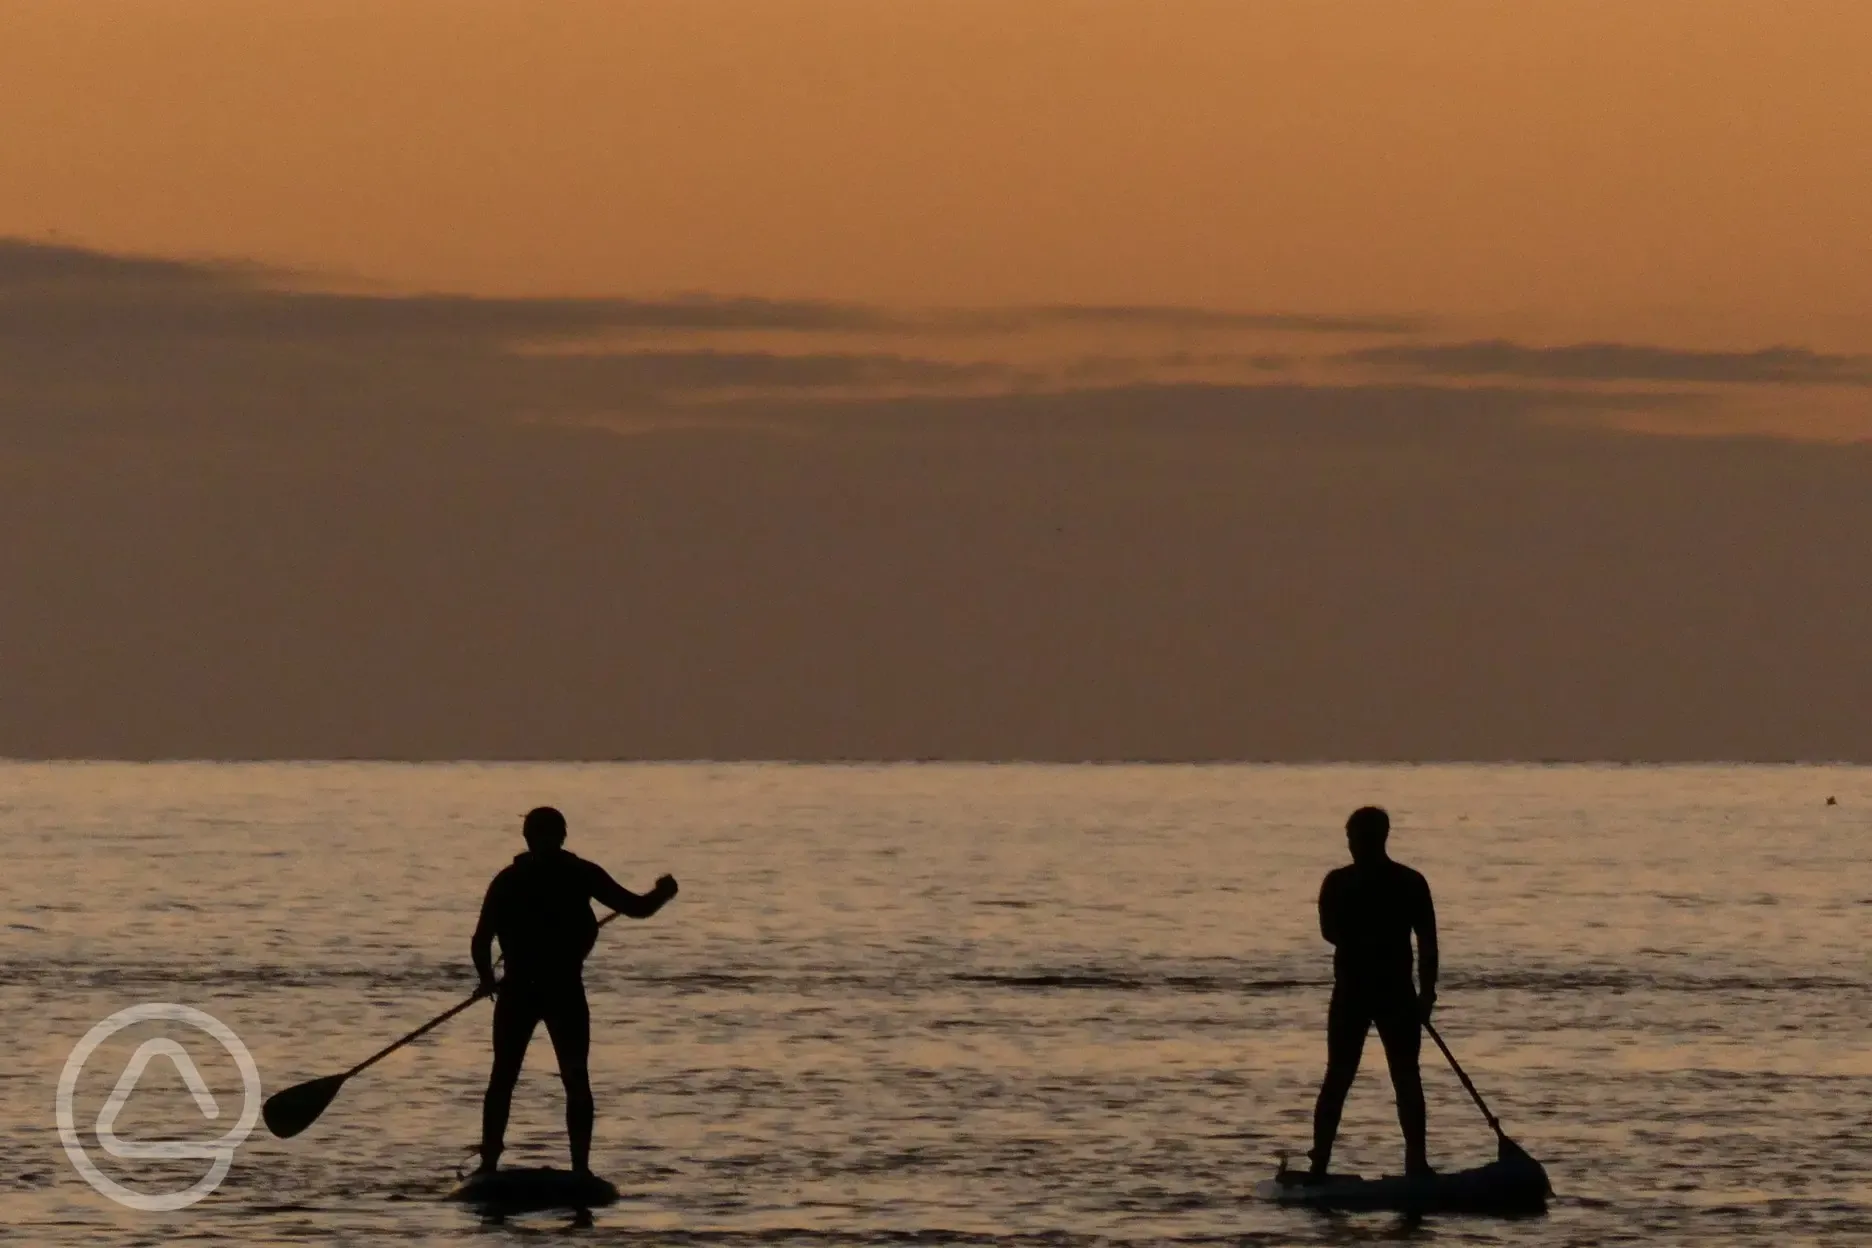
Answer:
[1345,805,1390,865]
[523,806,569,852]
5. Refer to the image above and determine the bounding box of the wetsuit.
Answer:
[1310,856,1437,1174]
[472,848,666,1172]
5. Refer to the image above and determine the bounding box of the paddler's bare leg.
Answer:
[1310,987,1368,1175]
[481,988,541,1172]
[543,989,594,1175]
[1376,1002,1430,1176]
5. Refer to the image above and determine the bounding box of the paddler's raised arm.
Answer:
[588,865,679,919]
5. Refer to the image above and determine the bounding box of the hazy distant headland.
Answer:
[3,241,1868,762]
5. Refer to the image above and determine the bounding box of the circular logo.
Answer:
[56,1003,262,1211]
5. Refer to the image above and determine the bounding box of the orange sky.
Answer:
[4,2,1871,761]
[4,1,1870,348]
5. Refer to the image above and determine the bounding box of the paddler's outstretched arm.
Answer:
[589,866,679,920]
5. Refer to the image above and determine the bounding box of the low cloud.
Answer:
[2,240,1869,761]
[22,236,1867,462]
[1345,339,1872,386]
[0,240,891,340]
[507,348,1024,395]
[0,239,1420,348]
[0,238,1440,443]
[952,305,1422,335]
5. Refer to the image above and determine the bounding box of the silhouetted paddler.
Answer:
[1308,805,1438,1179]
[471,806,677,1175]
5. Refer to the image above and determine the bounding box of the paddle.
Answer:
[1423,1019,1539,1169]
[263,909,627,1139]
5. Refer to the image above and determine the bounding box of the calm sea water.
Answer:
[0,763,1867,1246]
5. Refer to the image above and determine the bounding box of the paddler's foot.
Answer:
[1405,1160,1436,1179]
[1293,1154,1334,1185]
[473,1145,501,1175]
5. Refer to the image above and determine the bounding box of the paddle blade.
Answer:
[1496,1132,1552,1196]
[263,1073,349,1139]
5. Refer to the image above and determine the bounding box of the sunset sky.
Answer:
[8,4,1871,335]
[2,2,1868,759]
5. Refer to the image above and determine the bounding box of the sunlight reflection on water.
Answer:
[1,762,1867,1245]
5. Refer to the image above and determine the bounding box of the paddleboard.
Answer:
[447,1167,620,1212]
[1255,1148,1549,1216]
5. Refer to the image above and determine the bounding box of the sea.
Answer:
[0,762,1866,1246]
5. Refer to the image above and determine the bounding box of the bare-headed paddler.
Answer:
[1307,805,1438,1179]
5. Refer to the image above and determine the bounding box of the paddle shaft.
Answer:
[344,908,629,1079]
[345,993,481,1077]
[1424,1019,1503,1137]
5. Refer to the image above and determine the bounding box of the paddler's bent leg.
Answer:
[1374,1000,1429,1176]
[542,987,595,1175]
[480,985,542,1172]
[1309,986,1370,1176]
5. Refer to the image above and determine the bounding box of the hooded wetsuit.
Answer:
[472,848,665,1172]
